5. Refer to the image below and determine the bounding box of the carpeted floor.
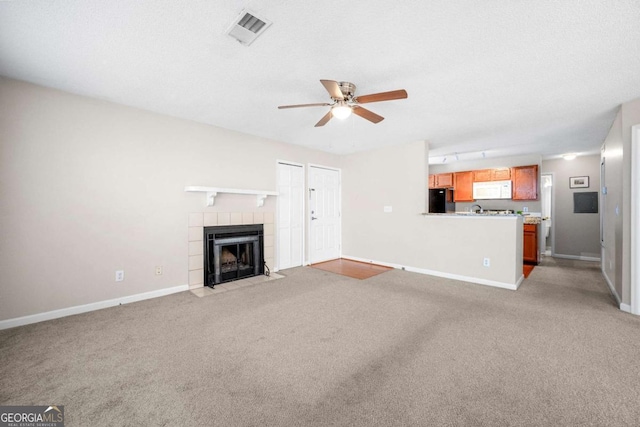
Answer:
[1,257,639,426]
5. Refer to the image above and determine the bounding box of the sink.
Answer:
[454,210,515,216]
[480,209,515,215]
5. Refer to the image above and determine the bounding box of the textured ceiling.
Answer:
[1,1,639,163]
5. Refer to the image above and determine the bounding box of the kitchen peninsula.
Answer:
[339,141,532,294]
[417,212,524,289]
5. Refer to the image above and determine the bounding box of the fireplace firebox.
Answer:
[204,224,264,287]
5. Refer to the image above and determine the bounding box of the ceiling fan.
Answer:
[278,80,408,127]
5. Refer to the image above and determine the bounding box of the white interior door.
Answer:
[308,165,341,264]
[277,162,304,270]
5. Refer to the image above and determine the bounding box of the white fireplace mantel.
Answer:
[185,186,278,207]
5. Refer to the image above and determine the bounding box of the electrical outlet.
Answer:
[523,207,529,212]
[155,266,163,276]
[483,258,490,267]
[115,270,125,282]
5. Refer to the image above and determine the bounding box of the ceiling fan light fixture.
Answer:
[278,79,407,127]
[332,103,352,120]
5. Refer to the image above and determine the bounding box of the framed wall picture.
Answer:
[570,176,589,188]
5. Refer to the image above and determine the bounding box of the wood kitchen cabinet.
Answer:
[512,165,538,200]
[473,169,493,182]
[523,223,539,264]
[454,171,474,202]
[492,168,511,180]
[428,173,454,189]
[473,168,512,182]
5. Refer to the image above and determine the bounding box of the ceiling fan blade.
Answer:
[314,110,333,127]
[352,106,384,124]
[278,102,331,109]
[320,80,344,100]
[355,89,408,104]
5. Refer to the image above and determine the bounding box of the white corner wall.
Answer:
[601,109,624,301]
[600,97,640,309]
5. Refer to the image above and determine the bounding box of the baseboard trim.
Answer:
[0,284,189,331]
[341,255,520,291]
[601,269,622,306]
[599,270,635,314]
[553,254,601,262]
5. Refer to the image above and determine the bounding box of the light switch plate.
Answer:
[384,206,392,213]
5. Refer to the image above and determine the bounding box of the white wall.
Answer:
[0,78,340,321]
[600,97,640,307]
[601,110,624,300]
[341,140,428,261]
[621,99,640,306]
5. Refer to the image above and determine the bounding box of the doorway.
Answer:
[308,165,341,264]
[277,161,304,270]
[541,174,554,256]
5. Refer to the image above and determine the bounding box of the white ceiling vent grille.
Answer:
[225,9,272,46]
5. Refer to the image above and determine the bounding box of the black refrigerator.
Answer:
[429,189,455,213]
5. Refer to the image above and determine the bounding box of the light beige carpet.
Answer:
[1,257,639,426]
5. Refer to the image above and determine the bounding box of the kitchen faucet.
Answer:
[470,204,483,213]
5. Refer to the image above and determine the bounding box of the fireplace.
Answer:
[204,224,264,287]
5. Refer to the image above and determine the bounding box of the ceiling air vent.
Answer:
[225,9,272,46]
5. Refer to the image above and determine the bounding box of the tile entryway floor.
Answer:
[310,258,392,280]
[523,264,535,278]
[190,272,284,297]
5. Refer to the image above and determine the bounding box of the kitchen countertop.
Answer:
[421,212,520,218]
[523,217,542,224]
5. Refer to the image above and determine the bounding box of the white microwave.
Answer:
[472,180,512,200]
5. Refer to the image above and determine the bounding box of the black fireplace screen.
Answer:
[204,224,264,286]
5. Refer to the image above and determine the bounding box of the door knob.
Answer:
[311,216,318,220]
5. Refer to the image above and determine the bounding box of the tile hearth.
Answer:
[190,272,284,298]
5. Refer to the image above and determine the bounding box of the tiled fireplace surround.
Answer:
[187,211,275,289]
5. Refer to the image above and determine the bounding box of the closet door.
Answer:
[277,162,304,270]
